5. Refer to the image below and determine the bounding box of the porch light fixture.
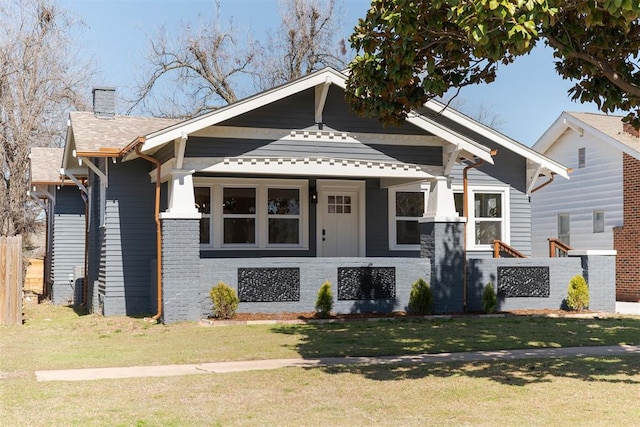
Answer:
[310,187,318,204]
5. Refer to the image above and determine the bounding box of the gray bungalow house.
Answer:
[44,67,616,323]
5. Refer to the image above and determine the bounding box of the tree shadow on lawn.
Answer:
[318,355,640,387]
[271,316,640,386]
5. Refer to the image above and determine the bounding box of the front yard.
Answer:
[1,303,639,426]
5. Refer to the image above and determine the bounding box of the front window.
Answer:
[195,186,211,244]
[388,185,426,250]
[454,186,509,250]
[223,187,256,244]
[195,178,308,250]
[268,188,300,244]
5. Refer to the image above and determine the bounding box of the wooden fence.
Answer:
[1,235,22,325]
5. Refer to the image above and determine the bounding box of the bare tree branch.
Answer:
[0,0,92,237]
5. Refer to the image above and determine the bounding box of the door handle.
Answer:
[322,228,326,241]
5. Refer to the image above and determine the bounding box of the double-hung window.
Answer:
[454,185,510,250]
[195,178,307,249]
[388,184,427,250]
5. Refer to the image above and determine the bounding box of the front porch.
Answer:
[199,257,431,317]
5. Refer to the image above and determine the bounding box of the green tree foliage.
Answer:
[346,0,640,128]
[315,281,334,317]
[566,275,589,311]
[482,282,497,314]
[408,278,433,315]
[209,282,239,319]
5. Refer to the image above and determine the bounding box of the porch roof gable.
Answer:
[133,67,495,166]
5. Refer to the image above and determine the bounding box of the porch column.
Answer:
[165,169,199,217]
[420,176,466,313]
[159,169,201,323]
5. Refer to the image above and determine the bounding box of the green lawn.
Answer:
[1,303,639,426]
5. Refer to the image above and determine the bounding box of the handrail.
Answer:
[493,240,527,258]
[548,238,573,257]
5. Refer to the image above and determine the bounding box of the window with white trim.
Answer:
[454,185,510,250]
[388,184,426,250]
[195,178,308,249]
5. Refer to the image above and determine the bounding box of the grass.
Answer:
[2,303,640,426]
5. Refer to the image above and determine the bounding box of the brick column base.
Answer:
[160,218,201,323]
[420,219,465,313]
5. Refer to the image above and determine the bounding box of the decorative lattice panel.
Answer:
[237,268,300,302]
[497,266,550,297]
[337,267,396,300]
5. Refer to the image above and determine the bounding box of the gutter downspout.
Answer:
[134,139,163,322]
[462,155,491,311]
[80,190,89,307]
[531,173,554,193]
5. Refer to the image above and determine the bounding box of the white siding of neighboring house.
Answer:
[531,128,623,256]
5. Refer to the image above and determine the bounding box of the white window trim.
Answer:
[454,184,510,251]
[194,177,309,250]
[388,183,428,251]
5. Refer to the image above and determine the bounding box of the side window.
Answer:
[593,210,604,233]
[578,147,586,168]
[558,213,570,245]
[474,193,502,244]
[454,186,509,249]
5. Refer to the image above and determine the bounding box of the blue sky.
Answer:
[62,0,604,146]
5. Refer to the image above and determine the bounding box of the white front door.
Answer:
[318,181,364,257]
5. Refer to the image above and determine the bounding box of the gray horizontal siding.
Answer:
[100,158,157,316]
[51,186,85,305]
[220,86,430,135]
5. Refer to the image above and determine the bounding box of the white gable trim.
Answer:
[423,100,569,179]
[534,112,640,162]
[141,68,348,154]
[137,67,495,167]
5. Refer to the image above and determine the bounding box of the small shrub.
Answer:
[315,281,333,317]
[482,282,497,314]
[209,282,239,319]
[566,275,589,311]
[408,278,433,315]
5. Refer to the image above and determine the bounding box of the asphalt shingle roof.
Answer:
[30,147,63,184]
[566,112,640,152]
[70,112,180,153]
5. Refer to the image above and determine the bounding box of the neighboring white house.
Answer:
[532,111,640,301]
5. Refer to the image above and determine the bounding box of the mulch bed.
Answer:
[207,308,598,323]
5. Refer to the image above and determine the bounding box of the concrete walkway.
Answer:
[616,301,640,315]
[35,344,640,382]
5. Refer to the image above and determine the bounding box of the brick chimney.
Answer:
[92,87,116,118]
[623,122,640,138]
